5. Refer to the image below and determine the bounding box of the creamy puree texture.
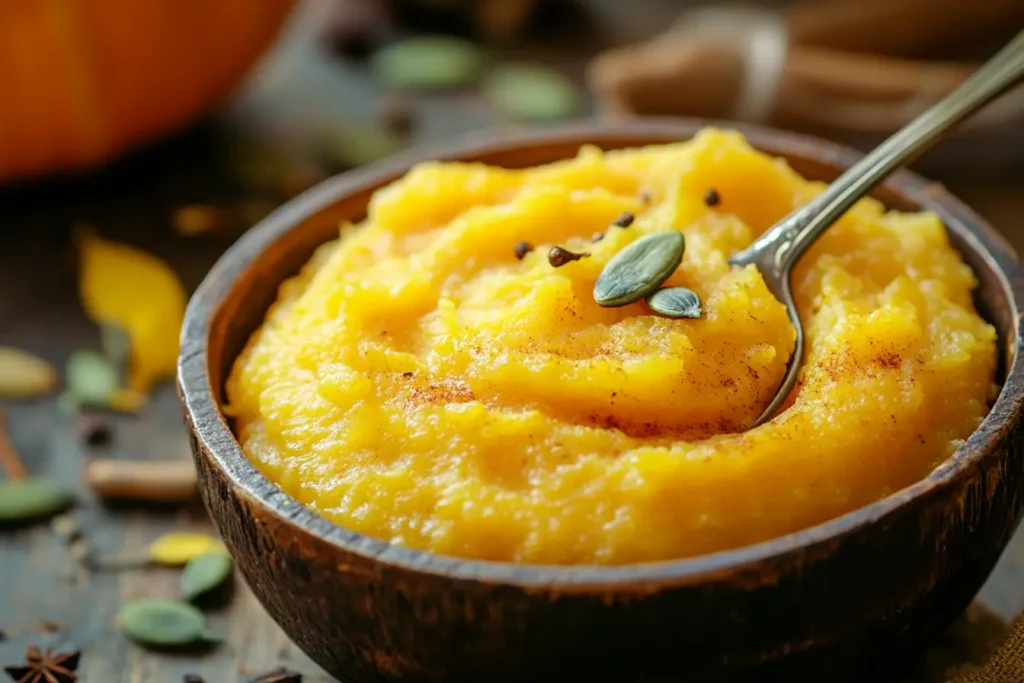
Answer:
[226,129,996,565]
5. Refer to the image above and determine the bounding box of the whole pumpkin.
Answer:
[0,0,294,182]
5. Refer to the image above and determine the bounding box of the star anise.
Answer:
[3,645,80,683]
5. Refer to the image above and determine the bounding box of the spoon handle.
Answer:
[730,28,1024,275]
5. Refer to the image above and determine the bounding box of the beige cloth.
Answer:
[948,613,1024,682]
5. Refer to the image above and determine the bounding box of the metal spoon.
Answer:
[729,29,1024,428]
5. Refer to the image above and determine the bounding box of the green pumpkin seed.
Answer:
[65,350,119,407]
[181,552,233,603]
[485,64,580,121]
[371,36,488,90]
[647,287,703,319]
[319,125,405,170]
[118,598,207,647]
[0,478,75,523]
[593,232,685,307]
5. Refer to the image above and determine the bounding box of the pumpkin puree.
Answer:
[226,129,996,565]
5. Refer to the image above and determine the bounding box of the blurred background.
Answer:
[1,1,1024,681]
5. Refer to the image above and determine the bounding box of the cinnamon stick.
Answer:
[84,458,198,502]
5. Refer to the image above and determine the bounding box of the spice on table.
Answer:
[117,598,209,648]
[181,551,233,603]
[593,231,686,307]
[3,645,80,683]
[0,478,75,525]
[0,347,57,400]
[703,188,721,207]
[84,459,198,503]
[513,241,533,260]
[50,514,81,542]
[75,226,186,395]
[38,620,62,634]
[370,35,489,91]
[248,667,303,683]
[484,63,580,121]
[548,246,588,268]
[612,211,635,228]
[148,532,225,567]
[377,92,418,139]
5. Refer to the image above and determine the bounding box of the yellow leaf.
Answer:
[76,227,186,393]
[148,532,226,566]
[0,347,57,399]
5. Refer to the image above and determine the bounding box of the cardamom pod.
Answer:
[0,478,75,524]
[181,552,233,603]
[117,599,207,647]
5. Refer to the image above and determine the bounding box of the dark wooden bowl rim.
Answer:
[179,119,1024,588]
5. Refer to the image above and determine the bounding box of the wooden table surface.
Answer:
[1,2,1023,682]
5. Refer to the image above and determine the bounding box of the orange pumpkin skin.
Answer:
[0,0,294,182]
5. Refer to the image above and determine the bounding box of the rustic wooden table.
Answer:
[1,2,1023,682]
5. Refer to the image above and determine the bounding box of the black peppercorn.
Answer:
[703,188,721,207]
[612,211,635,228]
[513,241,533,260]
[548,246,588,267]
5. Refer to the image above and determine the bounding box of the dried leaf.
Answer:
[0,478,75,524]
[117,599,207,647]
[75,227,186,393]
[148,532,225,567]
[181,551,233,603]
[0,347,57,399]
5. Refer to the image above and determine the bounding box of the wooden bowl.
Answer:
[178,120,1024,683]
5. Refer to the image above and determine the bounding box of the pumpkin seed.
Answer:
[149,532,225,567]
[65,350,119,407]
[117,599,207,647]
[371,36,488,90]
[181,551,233,603]
[485,64,580,121]
[319,125,405,170]
[0,347,57,399]
[647,287,703,319]
[593,232,685,307]
[0,478,75,523]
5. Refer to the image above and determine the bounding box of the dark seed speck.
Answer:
[703,188,720,207]
[613,211,635,228]
[548,246,588,267]
[591,232,604,243]
[513,241,533,260]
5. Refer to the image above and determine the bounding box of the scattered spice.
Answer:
[50,514,81,542]
[0,347,57,400]
[3,646,80,683]
[76,414,113,448]
[513,241,533,260]
[548,246,588,268]
[181,552,233,603]
[148,532,225,567]
[377,92,418,139]
[703,188,721,207]
[75,226,186,394]
[84,459,198,503]
[612,211,635,228]
[640,191,652,205]
[172,205,229,237]
[38,620,61,634]
[0,407,27,480]
[591,232,605,243]
[117,599,209,648]
[248,667,303,683]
